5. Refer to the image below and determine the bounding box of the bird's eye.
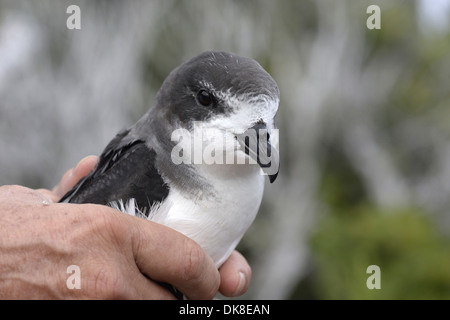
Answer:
[196,89,214,107]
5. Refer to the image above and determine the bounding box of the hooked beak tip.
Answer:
[268,170,279,183]
[236,122,280,183]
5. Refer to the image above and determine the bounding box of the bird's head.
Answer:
[153,51,280,183]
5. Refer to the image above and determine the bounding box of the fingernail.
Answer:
[233,271,246,296]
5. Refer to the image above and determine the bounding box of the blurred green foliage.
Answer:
[304,124,450,299]
[287,2,450,300]
[308,206,450,299]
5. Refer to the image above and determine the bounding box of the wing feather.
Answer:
[59,129,169,217]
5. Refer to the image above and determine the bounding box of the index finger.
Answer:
[53,155,99,198]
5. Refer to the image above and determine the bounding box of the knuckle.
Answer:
[180,238,205,282]
[87,205,128,241]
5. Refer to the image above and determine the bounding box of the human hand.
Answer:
[0,156,251,299]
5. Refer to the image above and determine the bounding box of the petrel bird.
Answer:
[59,51,280,291]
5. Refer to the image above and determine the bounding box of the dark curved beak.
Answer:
[236,123,280,183]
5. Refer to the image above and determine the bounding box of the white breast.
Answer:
[150,163,265,268]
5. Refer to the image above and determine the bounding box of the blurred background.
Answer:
[1,0,450,299]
